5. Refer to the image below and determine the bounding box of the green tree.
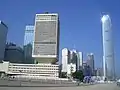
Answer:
[72,70,84,82]
[61,72,67,78]
[70,66,73,75]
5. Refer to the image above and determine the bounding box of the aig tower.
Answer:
[101,15,115,80]
[32,12,60,64]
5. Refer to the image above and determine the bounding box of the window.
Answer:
[105,30,109,32]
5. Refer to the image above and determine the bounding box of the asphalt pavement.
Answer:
[0,83,119,90]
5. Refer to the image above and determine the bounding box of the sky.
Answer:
[0,0,120,76]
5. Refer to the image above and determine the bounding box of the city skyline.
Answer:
[0,0,120,76]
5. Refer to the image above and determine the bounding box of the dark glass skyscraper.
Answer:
[87,53,94,75]
[101,15,115,80]
[0,21,8,61]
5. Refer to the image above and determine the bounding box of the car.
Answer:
[116,79,120,86]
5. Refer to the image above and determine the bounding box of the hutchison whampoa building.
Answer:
[32,12,60,64]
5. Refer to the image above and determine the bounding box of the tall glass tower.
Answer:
[24,25,34,45]
[24,25,34,63]
[101,15,115,80]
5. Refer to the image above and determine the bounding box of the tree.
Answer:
[70,66,74,75]
[61,72,67,78]
[72,70,84,82]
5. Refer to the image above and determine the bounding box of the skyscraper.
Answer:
[32,12,60,63]
[83,61,91,76]
[70,50,77,64]
[62,48,70,72]
[70,50,83,71]
[24,25,34,63]
[101,15,115,80]
[76,52,83,70]
[87,53,94,75]
[0,21,8,61]
[24,25,34,45]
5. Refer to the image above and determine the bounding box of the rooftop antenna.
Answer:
[73,44,76,49]
[73,44,77,53]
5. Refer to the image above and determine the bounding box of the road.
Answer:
[0,83,119,90]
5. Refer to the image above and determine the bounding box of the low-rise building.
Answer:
[0,61,59,78]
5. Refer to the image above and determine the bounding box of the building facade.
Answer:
[62,49,82,72]
[24,25,34,45]
[101,15,115,80]
[67,63,76,77]
[0,61,59,78]
[23,44,33,64]
[0,21,8,61]
[4,43,24,63]
[70,50,77,64]
[76,52,83,70]
[87,53,95,75]
[83,61,92,76]
[32,12,60,63]
[24,25,34,63]
[95,68,103,76]
[61,48,70,72]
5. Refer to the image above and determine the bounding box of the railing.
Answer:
[0,77,79,87]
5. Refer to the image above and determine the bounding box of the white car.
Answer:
[97,80,105,84]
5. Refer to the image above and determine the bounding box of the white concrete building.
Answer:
[32,12,60,64]
[0,61,59,78]
[61,48,70,72]
[0,21,8,61]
